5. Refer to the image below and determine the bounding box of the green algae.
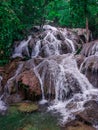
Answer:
[17,102,38,113]
[0,104,60,130]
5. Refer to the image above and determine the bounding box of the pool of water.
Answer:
[0,104,60,130]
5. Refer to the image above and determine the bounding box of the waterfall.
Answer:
[12,25,76,58]
[81,40,98,57]
[4,63,23,94]
[19,51,98,123]
[0,76,2,88]
[34,67,48,104]
[31,40,41,58]
[12,36,32,58]
[0,63,24,113]
[10,25,98,124]
[66,38,75,52]
[46,54,98,123]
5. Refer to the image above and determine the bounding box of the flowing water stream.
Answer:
[1,25,98,127]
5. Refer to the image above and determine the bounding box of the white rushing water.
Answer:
[34,66,48,104]
[88,41,98,56]
[0,76,2,88]
[0,63,24,113]
[12,25,76,58]
[12,35,32,58]
[0,76,7,113]
[31,40,41,58]
[32,53,98,123]
[5,63,23,94]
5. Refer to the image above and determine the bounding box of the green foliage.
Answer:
[0,0,98,65]
[46,0,98,29]
[0,0,54,65]
[0,0,24,65]
[69,0,98,28]
[46,0,72,27]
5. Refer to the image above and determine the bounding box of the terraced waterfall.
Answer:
[0,25,98,128]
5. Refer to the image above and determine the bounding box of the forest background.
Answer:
[0,0,98,65]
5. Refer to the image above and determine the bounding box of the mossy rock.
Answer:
[17,102,38,113]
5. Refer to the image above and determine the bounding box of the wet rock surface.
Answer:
[81,40,98,57]
[18,69,41,96]
[61,121,96,130]
[76,100,98,126]
[5,93,24,104]
[80,40,98,88]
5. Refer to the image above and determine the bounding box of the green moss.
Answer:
[17,102,38,113]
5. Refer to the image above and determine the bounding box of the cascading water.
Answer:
[81,40,98,57]
[0,75,2,88]
[12,25,77,59]
[0,63,24,113]
[32,53,98,124]
[12,36,32,58]
[4,63,23,94]
[31,40,41,58]
[8,25,98,125]
[33,65,48,104]
[0,76,7,114]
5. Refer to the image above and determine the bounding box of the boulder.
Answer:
[18,69,41,96]
[81,40,98,57]
[5,93,24,104]
[75,55,85,68]
[2,59,23,86]
[81,55,98,88]
[76,100,98,126]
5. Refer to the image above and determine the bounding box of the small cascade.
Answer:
[12,25,77,59]
[43,25,58,31]
[12,36,32,58]
[65,38,75,52]
[0,76,2,88]
[80,40,98,88]
[89,41,98,56]
[31,40,41,58]
[32,60,48,104]
[81,40,98,57]
[5,63,23,94]
[34,67,47,104]
[0,76,7,114]
[0,63,24,113]
[41,31,61,56]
